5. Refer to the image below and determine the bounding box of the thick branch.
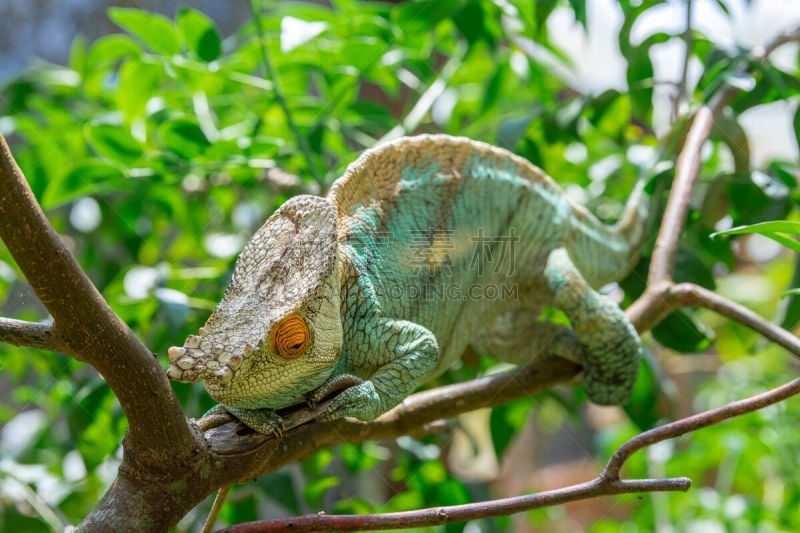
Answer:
[204,356,583,457]
[0,132,193,454]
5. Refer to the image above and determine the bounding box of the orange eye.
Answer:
[272,313,309,359]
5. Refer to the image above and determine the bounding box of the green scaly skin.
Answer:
[167,135,647,435]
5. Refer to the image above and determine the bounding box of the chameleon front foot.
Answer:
[221,405,285,438]
[319,380,384,422]
[307,374,365,408]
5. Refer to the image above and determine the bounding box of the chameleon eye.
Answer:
[272,313,309,359]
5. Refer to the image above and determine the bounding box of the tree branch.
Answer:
[646,28,800,286]
[0,317,63,352]
[215,374,800,532]
[627,280,800,361]
[219,477,690,532]
[202,356,583,457]
[672,0,693,123]
[605,375,800,478]
[0,132,194,455]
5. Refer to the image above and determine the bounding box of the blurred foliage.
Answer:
[0,0,798,531]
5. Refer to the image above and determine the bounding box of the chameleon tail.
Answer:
[568,177,650,287]
[612,176,649,249]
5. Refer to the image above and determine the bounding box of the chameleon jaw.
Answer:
[166,337,254,387]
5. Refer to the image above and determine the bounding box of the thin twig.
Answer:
[0,317,62,352]
[248,0,324,187]
[605,376,800,478]
[674,283,800,359]
[627,281,800,360]
[673,0,693,123]
[218,477,690,532]
[647,104,713,285]
[646,27,800,286]
[202,485,231,533]
[218,373,800,532]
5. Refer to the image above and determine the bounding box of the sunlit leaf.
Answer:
[159,117,210,159]
[85,123,144,164]
[108,7,180,55]
[652,309,715,353]
[177,8,221,62]
[712,221,800,254]
[116,59,161,121]
[42,161,125,209]
[280,16,327,53]
[85,34,142,70]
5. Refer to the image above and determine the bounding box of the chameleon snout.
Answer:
[167,336,256,386]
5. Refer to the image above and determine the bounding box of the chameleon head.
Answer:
[167,195,344,410]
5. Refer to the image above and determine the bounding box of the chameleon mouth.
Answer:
[166,335,255,386]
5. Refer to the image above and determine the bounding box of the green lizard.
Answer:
[167,135,647,436]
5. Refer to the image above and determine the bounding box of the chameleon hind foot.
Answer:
[545,247,640,405]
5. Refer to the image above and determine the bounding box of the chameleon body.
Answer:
[167,135,646,435]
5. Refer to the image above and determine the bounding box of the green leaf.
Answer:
[393,0,467,33]
[496,110,542,149]
[108,7,180,55]
[794,104,800,155]
[779,254,800,330]
[652,309,715,353]
[159,117,210,159]
[623,358,662,430]
[674,248,716,290]
[712,220,800,237]
[304,475,339,503]
[116,59,161,121]
[715,227,800,254]
[42,161,124,209]
[490,397,535,458]
[69,34,88,75]
[726,171,792,226]
[567,0,588,29]
[452,0,501,46]
[85,123,144,164]
[85,34,142,70]
[177,8,221,62]
[480,63,507,116]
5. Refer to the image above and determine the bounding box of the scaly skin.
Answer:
[167,135,647,435]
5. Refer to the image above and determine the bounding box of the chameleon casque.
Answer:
[167,135,646,435]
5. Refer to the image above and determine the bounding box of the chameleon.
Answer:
[167,134,647,436]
